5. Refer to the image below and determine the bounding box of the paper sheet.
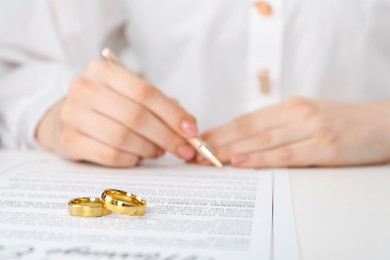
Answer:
[273,172,300,260]
[0,154,277,260]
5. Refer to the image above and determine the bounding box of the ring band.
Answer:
[68,197,112,217]
[101,189,146,216]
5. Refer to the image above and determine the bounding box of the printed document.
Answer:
[0,154,278,260]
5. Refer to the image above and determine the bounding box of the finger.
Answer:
[215,124,313,163]
[68,80,195,160]
[61,104,160,158]
[84,61,198,137]
[58,128,140,168]
[170,98,180,106]
[230,139,317,168]
[201,104,289,147]
[194,153,214,166]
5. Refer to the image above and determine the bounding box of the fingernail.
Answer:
[181,120,198,137]
[231,154,248,166]
[157,149,165,157]
[177,144,196,160]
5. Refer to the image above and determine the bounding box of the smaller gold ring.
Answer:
[68,197,112,217]
[101,189,146,216]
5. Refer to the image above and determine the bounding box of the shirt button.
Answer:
[259,69,271,94]
[256,1,272,16]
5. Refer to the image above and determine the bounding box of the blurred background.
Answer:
[0,0,138,78]
[0,1,30,34]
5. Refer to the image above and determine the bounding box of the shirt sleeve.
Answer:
[0,0,126,149]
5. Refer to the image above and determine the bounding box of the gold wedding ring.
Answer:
[101,189,146,216]
[68,197,112,217]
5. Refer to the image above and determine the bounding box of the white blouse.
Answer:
[0,0,389,148]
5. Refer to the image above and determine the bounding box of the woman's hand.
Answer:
[201,97,390,168]
[36,61,198,167]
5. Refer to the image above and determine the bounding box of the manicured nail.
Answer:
[177,144,196,160]
[231,154,249,166]
[181,120,198,137]
[157,149,165,157]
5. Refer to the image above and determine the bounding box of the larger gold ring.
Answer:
[68,197,112,217]
[101,189,146,216]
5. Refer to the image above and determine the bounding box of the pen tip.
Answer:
[214,161,223,168]
[208,155,223,168]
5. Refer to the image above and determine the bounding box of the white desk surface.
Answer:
[1,151,390,260]
[290,166,390,260]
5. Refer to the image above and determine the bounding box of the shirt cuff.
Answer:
[0,63,77,149]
